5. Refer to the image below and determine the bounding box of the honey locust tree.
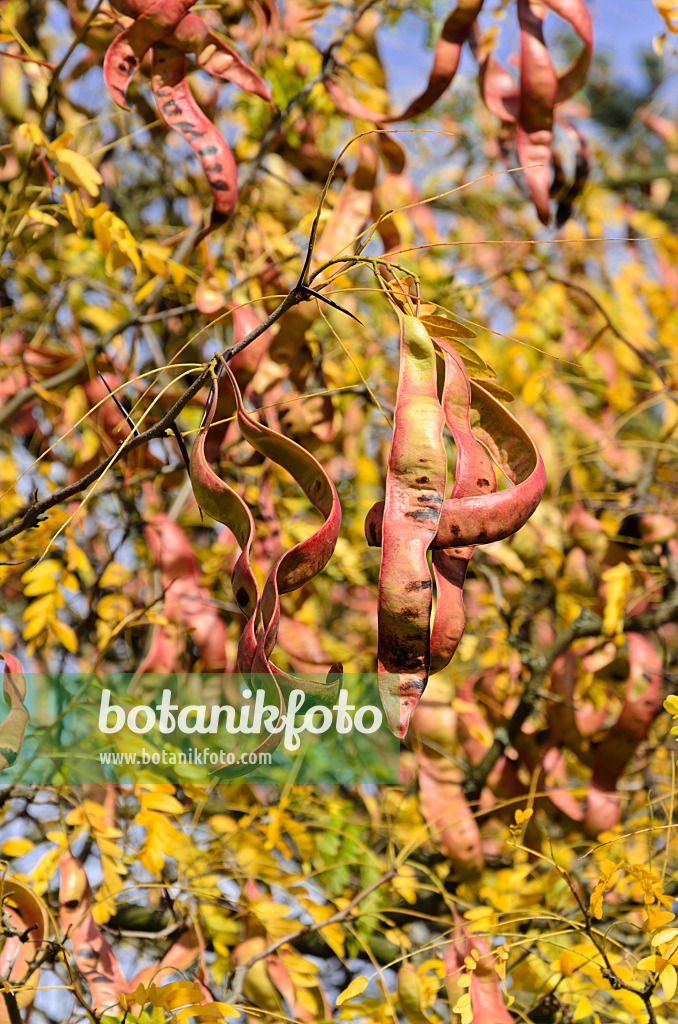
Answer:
[1,1,678,1023]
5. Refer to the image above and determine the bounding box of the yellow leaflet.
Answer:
[27,210,58,227]
[54,148,102,197]
[336,975,368,1006]
[50,618,78,652]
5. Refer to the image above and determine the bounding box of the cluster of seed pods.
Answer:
[189,359,342,770]
[365,314,546,738]
[102,0,271,221]
[328,0,592,225]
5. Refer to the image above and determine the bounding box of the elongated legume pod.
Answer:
[365,364,546,550]
[367,324,545,737]
[377,315,447,738]
[430,346,496,673]
[190,361,342,774]
[103,0,270,219]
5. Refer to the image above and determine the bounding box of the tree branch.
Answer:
[0,283,306,548]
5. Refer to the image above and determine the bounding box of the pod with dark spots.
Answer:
[377,315,447,738]
[103,0,194,108]
[102,0,270,220]
[152,44,238,217]
[365,371,546,550]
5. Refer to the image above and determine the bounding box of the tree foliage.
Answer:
[1,1,678,1022]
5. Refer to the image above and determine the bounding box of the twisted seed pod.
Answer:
[189,363,342,772]
[477,0,592,223]
[365,370,546,550]
[103,0,194,107]
[224,361,342,706]
[0,871,49,1022]
[367,328,545,738]
[189,372,260,672]
[430,346,497,674]
[102,0,270,219]
[59,854,127,1015]
[152,44,239,217]
[377,315,447,738]
[585,633,663,837]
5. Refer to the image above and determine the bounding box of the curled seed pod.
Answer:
[0,871,50,1018]
[475,0,592,223]
[152,44,239,218]
[430,346,497,674]
[58,854,127,1015]
[222,361,342,705]
[102,0,270,219]
[189,362,342,773]
[103,0,194,108]
[377,315,447,738]
[365,368,546,551]
[189,371,260,672]
[366,328,545,736]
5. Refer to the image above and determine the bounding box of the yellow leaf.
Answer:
[22,560,61,584]
[18,122,48,147]
[51,618,78,653]
[601,564,633,636]
[168,260,186,287]
[23,574,58,597]
[134,276,161,303]
[62,190,85,231]
[572,994,593,1021]
[22,613,48,641]
[140,792,184,814]
[664,695,678,718]
[336,975,368,1006]
[54,148,103,197]
[660,964,677,1000]
[1,838,34,857]
[23,593,57,621]
[27,210,59,227]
